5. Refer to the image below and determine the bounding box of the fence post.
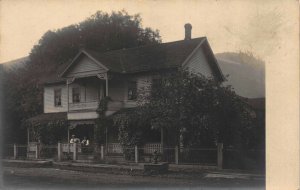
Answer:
[217,143,223,169]
[57,143,61,161]
[13,144,17,159]
[101,145,104,160]
[35,144,39,159]
[73,143,77,161]
[175,145,179,164]
[135,145,138,163]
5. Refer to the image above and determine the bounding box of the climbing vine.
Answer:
[113,108,150,160]
[95,96,113,144]
[26,120,68,145]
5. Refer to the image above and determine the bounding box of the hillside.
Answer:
[216,52,265,98]
[1,56,29,71]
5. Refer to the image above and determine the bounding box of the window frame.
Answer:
[72,87,81,103]
[127,81,137,101]
[54,88,62,107]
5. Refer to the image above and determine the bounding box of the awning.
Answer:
[26,112,67,127]
[69,120,95,129]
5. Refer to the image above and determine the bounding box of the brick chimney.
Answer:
[184,23,192,40]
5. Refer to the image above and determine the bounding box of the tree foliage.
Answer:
[139,70,255,148]
[29,10,161,68]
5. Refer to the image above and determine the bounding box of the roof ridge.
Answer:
[85,37,206,55]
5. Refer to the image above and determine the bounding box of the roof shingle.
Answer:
[84,37,205,73]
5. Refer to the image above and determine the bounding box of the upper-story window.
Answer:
[72,88,81,103]
[54,89,62,107]
[128,81,137,100]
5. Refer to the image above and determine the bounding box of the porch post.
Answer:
[57,143,62,161]
[73,143,77,161]
[135,145,138,163]
[67,80,69,112]
[105,127,108,154]
[13,144,17,159]
[217,143,223,169]
[67,125,70,144]
[160,128,164,153]
[35,143,39,159]
[101,145,104,160]
[105,73,109,96]
[175,145,179,164]
[27,127,30,145]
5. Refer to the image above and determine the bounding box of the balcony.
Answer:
[68,100,127,112]
[69,101,99,112]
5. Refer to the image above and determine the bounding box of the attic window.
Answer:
[128,81,137,100]
[54,89,62,107]
[72,88,81,103]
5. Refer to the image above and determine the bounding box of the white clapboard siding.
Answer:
[66,56,106,78]
[185,47,213,78]
[44,85,68,113]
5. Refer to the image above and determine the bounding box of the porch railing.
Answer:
[61,143,81,153]
[69,101,99,111]
[107,143,123,154]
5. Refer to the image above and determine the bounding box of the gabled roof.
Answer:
[46,37,224,84]
[84,37,206,74]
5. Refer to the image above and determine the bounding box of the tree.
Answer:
[3,10,161,144]
[139,70,254,149]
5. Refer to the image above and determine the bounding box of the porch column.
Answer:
[105,127,108,154]
[27,127,30,145]
[67,125,70,143]
[67,81,69,112]
[105,73,109,96]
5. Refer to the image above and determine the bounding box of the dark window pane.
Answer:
[128,81,137,100]
[54,89,62,106]
[72,88,80,103]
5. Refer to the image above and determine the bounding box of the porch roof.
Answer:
[26,112,67,126]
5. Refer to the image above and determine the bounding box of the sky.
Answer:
[0,0,297,64]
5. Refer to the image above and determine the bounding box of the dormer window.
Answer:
[72,88,80,103]
[128,81,137,100]
[54,89,62,107]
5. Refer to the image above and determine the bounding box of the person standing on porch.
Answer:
[81,136,89,146]
[70,135,80,143]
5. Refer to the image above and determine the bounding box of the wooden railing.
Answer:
[69,101,99,111]
[61,143,81,153]
[143,143,162,154]
[107,143,123,154]
[68,101,126,112]
[106,143,162,155]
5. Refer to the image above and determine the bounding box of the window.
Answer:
[54,89,62,107]
[127,81,137,100]
[72,88,80,103]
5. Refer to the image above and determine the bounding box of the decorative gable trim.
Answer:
[60,50,109,78]
[181,38,206,67]
[182,38,225,82]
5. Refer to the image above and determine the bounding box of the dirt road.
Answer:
[2,167,265,189]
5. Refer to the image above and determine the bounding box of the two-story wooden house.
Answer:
[27,24,224,152]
